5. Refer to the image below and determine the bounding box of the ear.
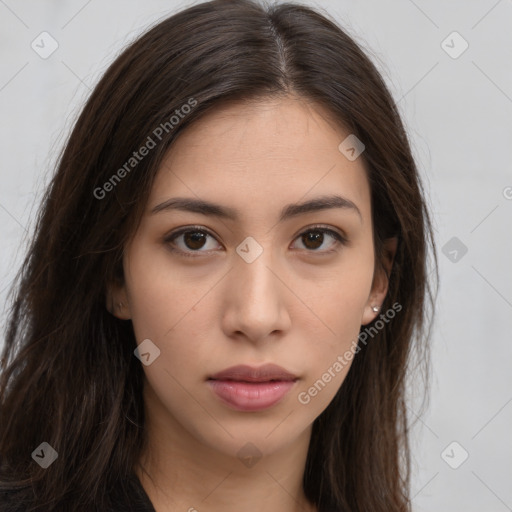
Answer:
[361,237,398,326]
[105,278,132,321]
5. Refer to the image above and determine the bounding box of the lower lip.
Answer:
[207,379,297,411]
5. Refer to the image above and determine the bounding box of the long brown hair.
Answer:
[0,1,437,510]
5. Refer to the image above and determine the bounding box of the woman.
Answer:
[0,0,436,510]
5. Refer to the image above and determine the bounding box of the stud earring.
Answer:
[118,302,124,309]
[371,305,380,313]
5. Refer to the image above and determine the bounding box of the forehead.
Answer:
[149,96,371,222]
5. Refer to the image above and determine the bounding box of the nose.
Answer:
[221,245,292,344]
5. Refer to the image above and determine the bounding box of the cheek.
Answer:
[320,252,375,337]
[124,242,201,340]
[124,250,208,408]
[301,247,374,389]
[124,244,217,398]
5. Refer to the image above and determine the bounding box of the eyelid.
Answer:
[163,223,347,257]
[292,224,348,245]
[163,224,219,246]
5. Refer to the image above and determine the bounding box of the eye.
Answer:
[164,226,221,257]
[291,225,346,253]
[164,224,346,258]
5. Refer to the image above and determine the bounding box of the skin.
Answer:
[109,95,396,512]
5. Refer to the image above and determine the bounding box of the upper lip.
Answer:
[208,364,298,382]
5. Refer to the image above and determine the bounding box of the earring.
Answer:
[118,302,124,309]
[371,305,380,313]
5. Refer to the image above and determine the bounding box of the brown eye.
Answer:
[301,231,324,250]
[292,227,346,253]
[183,231,208,250]
[164,227,220,257]
[165,225,346,258]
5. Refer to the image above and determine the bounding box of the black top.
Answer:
[0,473,341,511]
[0,472,156,511]
[108,472,156,511]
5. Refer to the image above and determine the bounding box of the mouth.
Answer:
[207,379,297,411]
[207,363,299,411]
[208,377,298,383]
[208,363,298,382]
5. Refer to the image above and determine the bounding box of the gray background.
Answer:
[1,1,511,510]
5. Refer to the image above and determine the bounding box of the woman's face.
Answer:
[113,96,392,462]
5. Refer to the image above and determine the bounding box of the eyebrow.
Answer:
[150,194,362,223]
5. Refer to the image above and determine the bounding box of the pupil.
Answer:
[303,231,323,249]
[185,232,206,250]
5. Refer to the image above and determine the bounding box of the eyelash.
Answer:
[163,224,347,258]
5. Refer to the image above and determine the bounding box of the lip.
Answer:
[207,380,297,411]
[208,364,298,382]
[207,364,299,411]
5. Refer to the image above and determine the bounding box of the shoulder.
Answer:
[0,475,155,512]
[107,472,156,512]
